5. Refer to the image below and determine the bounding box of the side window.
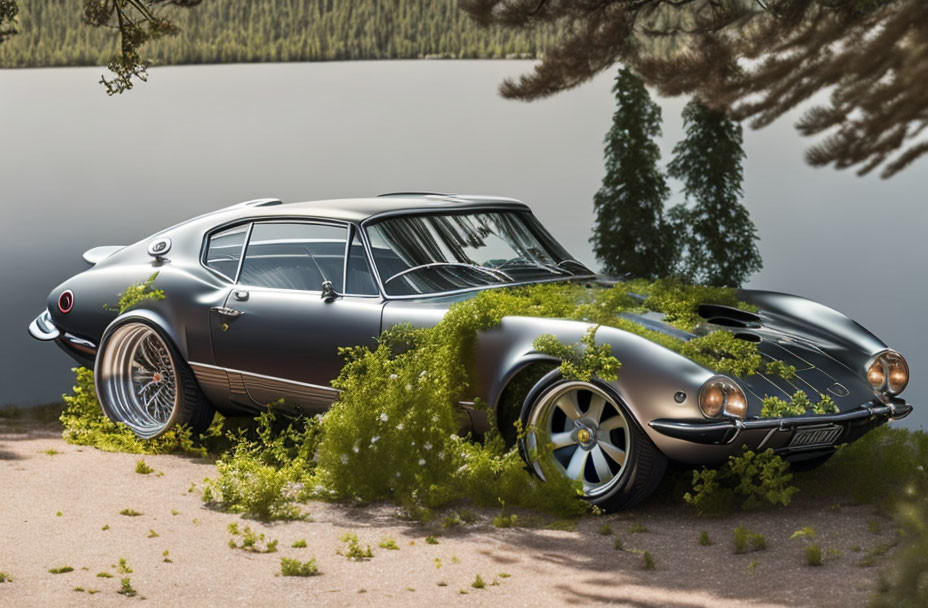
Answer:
[238,222,347,291]
[204,224,249,281]
[345,230,379,295]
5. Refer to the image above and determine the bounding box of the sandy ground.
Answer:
[0,419,899,608]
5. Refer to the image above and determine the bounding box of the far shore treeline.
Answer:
[0,0,560,69]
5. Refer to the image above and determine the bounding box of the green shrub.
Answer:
[135,459,154,475]
[107,272,165,315]
[0,572,11,583]
[227,524,278,553]
[699,531,712,546]
[425,535,439,545]
[641,551,656,570]
[201,409,319,520]
[733,526,766,554]
[378,538,399,550]
[471,574,486,589]
[801,426,928,508]
[117,578,137,597]
[870,499,928,607]
[339,533,373,561]
[292,539,307,548]
[48,566,74,574]
[280,557,319,577]
[805,544,822,566]
[685,447,797,516]
[532,327,620,382]
[119,508,141,517]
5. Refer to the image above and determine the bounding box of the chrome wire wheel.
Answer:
[97,323,181,438]
[525,381,631,498]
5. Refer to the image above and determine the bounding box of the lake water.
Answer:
[1,61,924,430]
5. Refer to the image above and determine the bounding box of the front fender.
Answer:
[473,316,718,460]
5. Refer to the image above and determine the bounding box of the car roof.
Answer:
[228,193,532,224]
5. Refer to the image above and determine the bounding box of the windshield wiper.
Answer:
[498,258,572,276]
[384,262,512,286]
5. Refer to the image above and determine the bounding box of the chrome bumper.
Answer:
[649,398,913,446]
[28,310,59,341]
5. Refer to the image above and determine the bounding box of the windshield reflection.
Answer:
[365,210,593,296]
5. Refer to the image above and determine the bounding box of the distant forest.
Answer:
[0,0,560,68]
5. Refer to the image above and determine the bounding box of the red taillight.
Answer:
[58,290,74,314]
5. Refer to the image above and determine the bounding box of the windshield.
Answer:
[365,210,593,296]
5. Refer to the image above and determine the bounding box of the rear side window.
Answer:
[239,222,347,291]
[204,224,249,281]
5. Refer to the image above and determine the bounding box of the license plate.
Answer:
[789,425,843,448]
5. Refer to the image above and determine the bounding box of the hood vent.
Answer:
[698,304,762,329]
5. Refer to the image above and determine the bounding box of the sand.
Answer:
[0,420,896,607]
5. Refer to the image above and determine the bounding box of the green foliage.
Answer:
[733,526,767,554]
[668,101,762,287]
[641,551,656,570]
[227,523,278,553]
[599,524,613,536]
[764,360,797,381]
[291,539,307,549]
[790,527,817,541]
[800,426,928,507]
[119,508,141,517]
[0,571,11,583]
[492,513,519,528]
[107,272,165,315]
[685,448,797,516]
[613,537,624,550]
[339,533,373,561]
[147,529,159,538]
[96,572,113,578]
[378,538,399,550]
[116,558,132,574]
[60,367,213,455]
[280,557,319,577]
[471,574,486,589]
[699,531,712,546]
[805,544,823,566]
[117,578,137,597]
[201,409,319,520]
[135,459,154,475]
[870,500,928,607]
[532,327,620,382]
[760,391,839,418]
[628,522,648,534]
[592,67,675,278]
[0,0,558,72]
[48,566,73,574]
[425,535,439,545]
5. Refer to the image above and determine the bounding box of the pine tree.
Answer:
[667,101,761,288]
[591,68,674,279]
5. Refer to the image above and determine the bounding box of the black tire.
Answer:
[95,318,215,439]
[518,370,668,512]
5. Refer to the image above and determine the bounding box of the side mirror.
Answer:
[321,280,340,302]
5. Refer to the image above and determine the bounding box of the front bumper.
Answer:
[649,398,912,456]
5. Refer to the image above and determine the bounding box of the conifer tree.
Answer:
[591,68,674,279]
[668,101,761,287]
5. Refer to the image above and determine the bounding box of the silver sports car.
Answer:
[29,193,913,510]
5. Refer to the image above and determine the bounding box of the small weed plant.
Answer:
[685,447,797,516]
[280,557,319,577]
[733,526,767,554]
[339,533,373,561]
[135,459,154,475]
[227,523,278,553]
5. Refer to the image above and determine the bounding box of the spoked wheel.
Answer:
[521,374,667,512]
[96,320,214,439]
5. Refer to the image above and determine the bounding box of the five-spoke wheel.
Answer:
[521,374,668,511]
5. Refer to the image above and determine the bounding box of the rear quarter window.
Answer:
[203,224,249,280]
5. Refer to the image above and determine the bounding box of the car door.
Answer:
[208,220,384,413]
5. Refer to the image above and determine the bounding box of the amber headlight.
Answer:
[866,350,909,396]
[698,376,748,419]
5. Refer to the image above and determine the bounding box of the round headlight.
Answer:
[886,353,909,395]
[698,376,748,419]
[867,360,885,389]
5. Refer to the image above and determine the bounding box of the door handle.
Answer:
[210,306,244,318]
[232,290,249,302]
